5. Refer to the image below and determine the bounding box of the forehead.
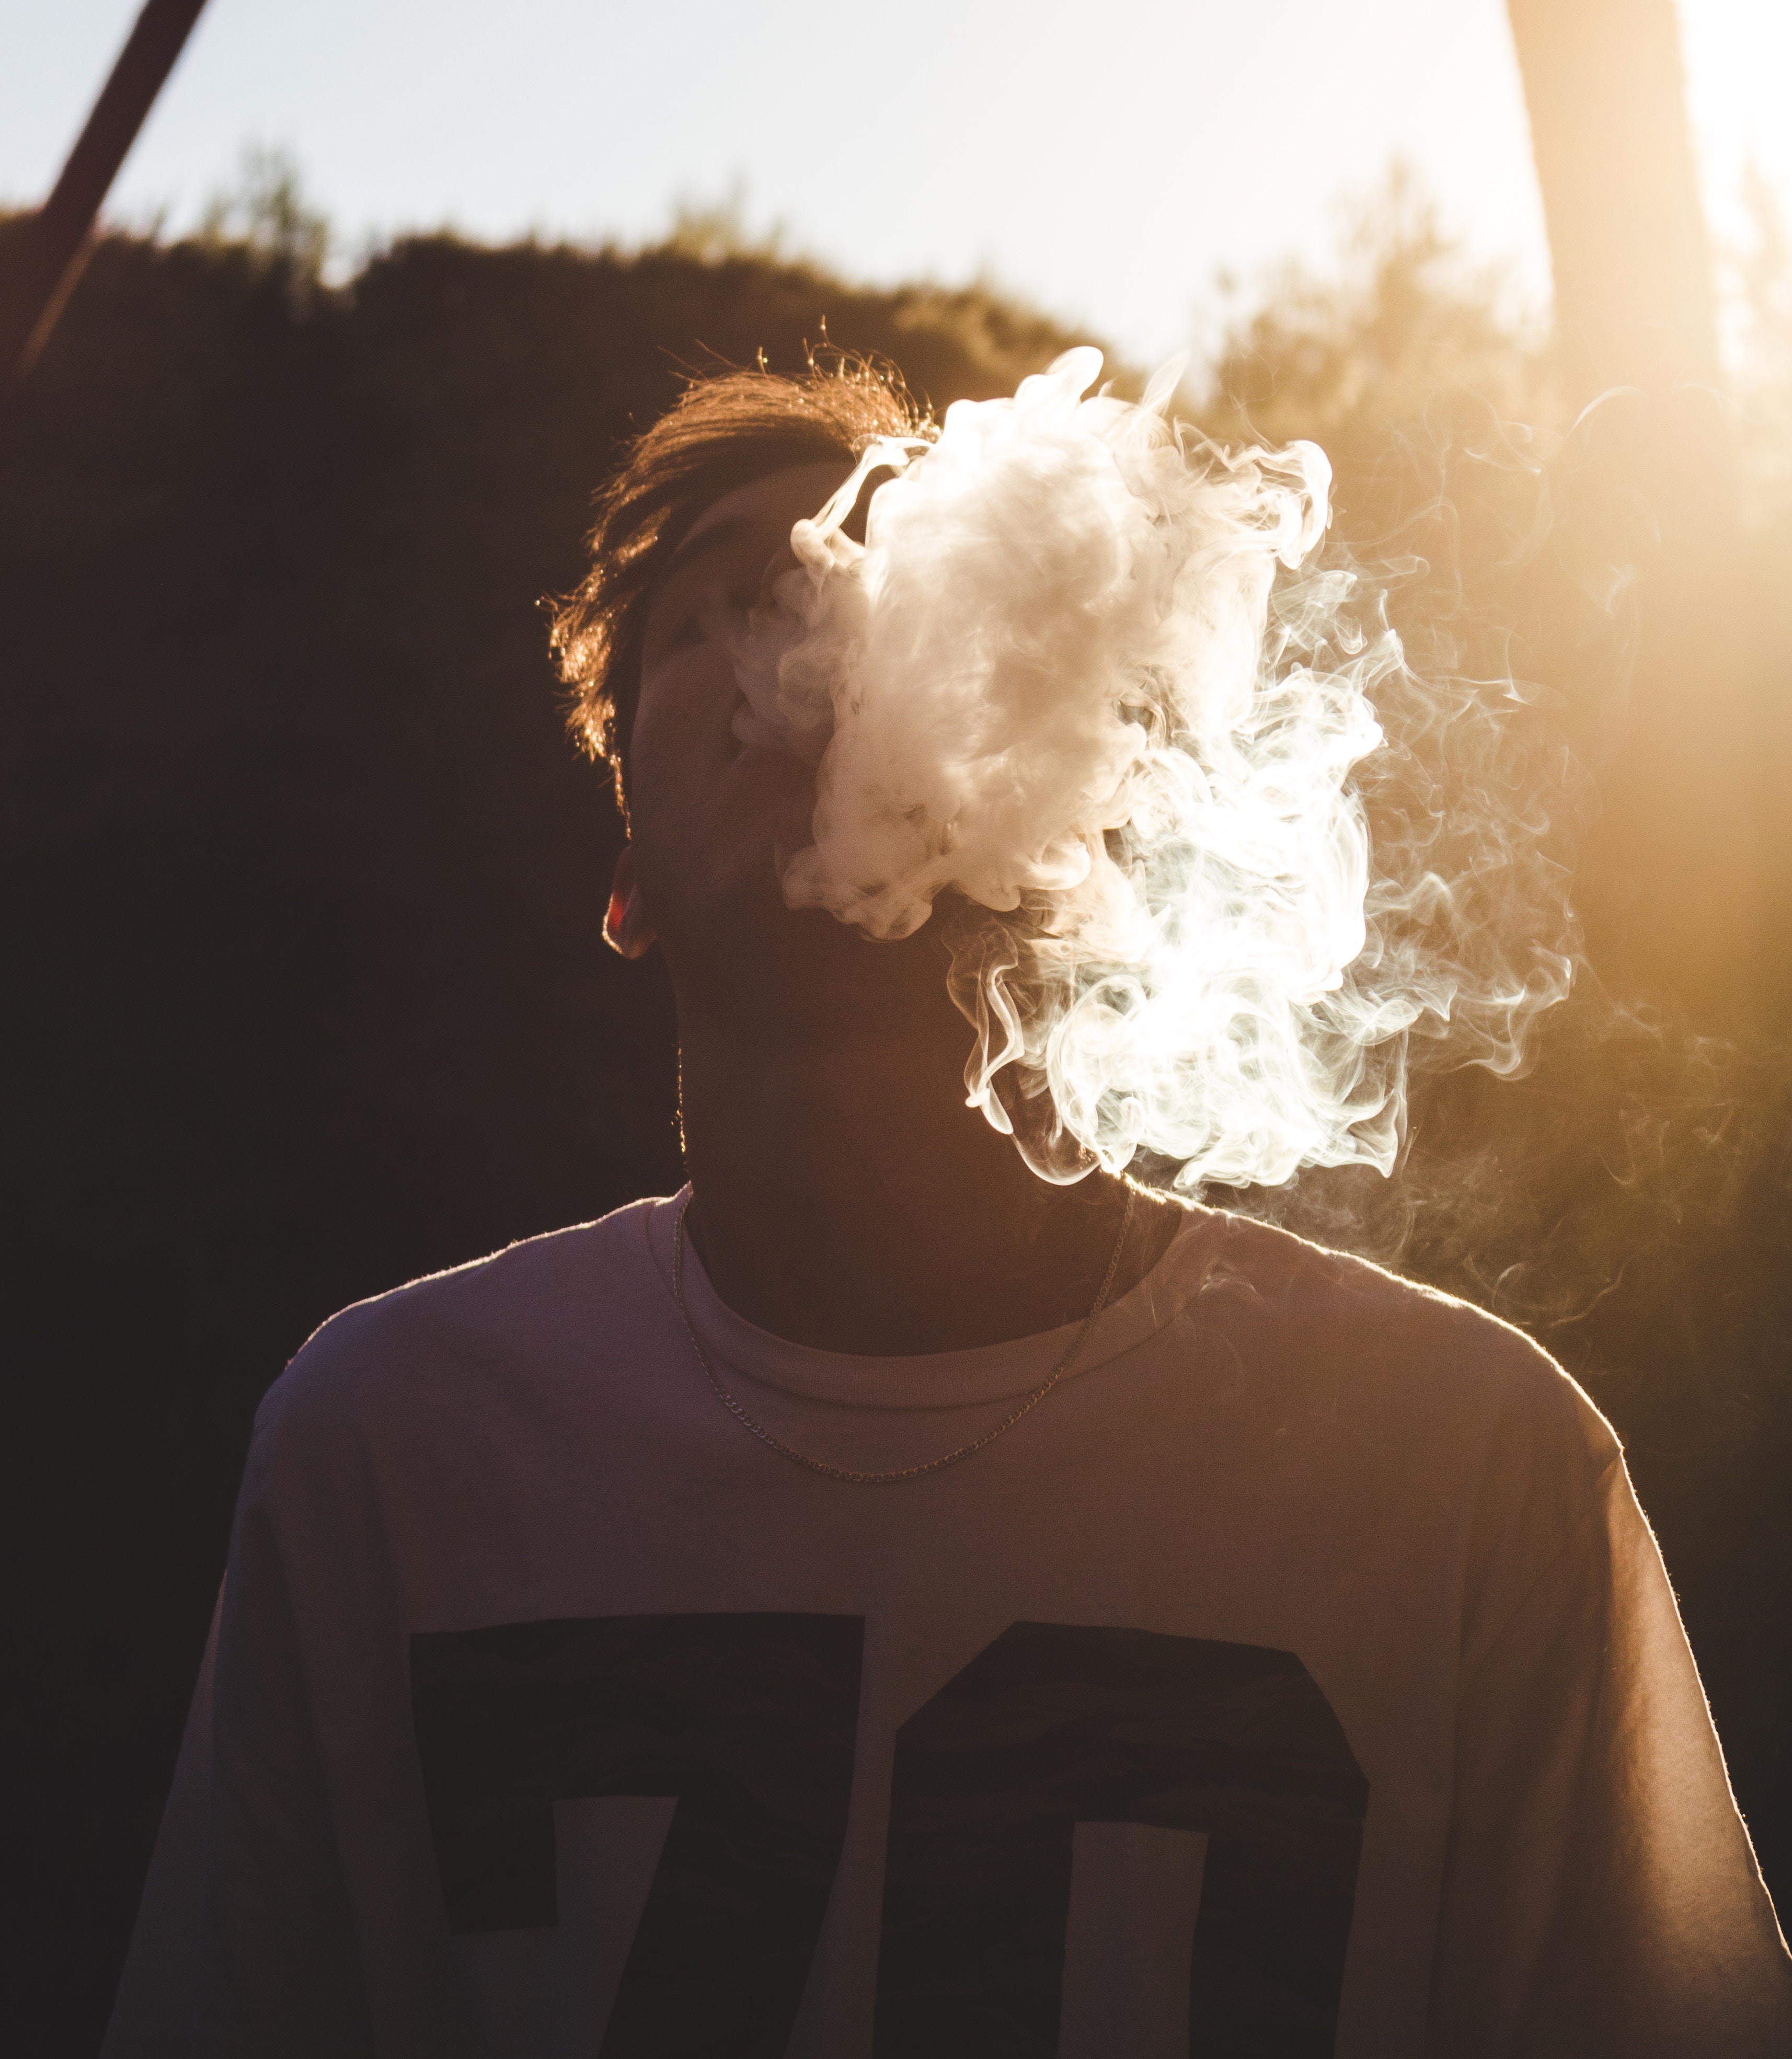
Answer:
[656,460,853,586]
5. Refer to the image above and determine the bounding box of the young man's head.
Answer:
[552,360,945,1040]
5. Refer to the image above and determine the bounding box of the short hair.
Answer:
[551,355,932,814]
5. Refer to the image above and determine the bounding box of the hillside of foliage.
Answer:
[3,182,1789,2048]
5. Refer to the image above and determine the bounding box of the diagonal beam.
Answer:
[0,0,211,406]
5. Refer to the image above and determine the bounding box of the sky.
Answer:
[3,1,1788,370]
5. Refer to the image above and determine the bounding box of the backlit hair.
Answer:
[551,355,932,813]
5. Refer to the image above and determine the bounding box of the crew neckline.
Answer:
[639,1188,1227,1412]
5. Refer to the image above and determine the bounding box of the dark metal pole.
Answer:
[1506,0,1720,406]
[0,0,211,406]
[1508,0,1761,1018]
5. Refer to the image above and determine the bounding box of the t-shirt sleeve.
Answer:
[100,1387,383,2059]
[1426,1443,1792,2056]
[194,1397,380,2059]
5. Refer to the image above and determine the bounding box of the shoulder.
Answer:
[1192,1208,1619,1479]
[251,1195,674,1454]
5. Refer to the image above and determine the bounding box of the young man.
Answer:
[107,362,1790,2058]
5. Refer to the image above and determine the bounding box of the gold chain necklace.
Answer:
[670,1188,1135,1487]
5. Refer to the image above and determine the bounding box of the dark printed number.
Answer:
[877,1622,1368,2057]
[410,1616,1367,2058]
[409,1613,864,2056]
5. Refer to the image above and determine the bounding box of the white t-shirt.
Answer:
[104,1194,1791,2057]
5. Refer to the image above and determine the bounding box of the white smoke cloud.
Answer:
[733,348,1572,1192]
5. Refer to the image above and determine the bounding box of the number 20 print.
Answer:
[411,1614,1368,2056]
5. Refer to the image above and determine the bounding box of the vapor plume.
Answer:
[733,348,1573,1192]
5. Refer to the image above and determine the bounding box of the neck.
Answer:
[673,964,1183,1353]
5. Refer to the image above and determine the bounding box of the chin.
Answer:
[676,883,952,1036]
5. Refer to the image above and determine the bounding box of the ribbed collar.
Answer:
[638,1188,1226,1413]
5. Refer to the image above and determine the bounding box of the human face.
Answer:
[627,462,861,1004]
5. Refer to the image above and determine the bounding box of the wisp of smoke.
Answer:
[733,348,1573,1192]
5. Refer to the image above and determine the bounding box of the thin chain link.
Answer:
[670,1188,1136,1486]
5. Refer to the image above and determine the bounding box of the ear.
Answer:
[603,845,658,960]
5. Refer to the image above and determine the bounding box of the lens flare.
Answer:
[733,348,1571,1192]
